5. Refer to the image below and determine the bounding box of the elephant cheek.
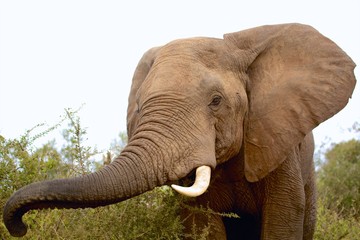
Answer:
[168,127,217,181]
[215,127,243,164]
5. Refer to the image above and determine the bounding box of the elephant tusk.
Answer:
[171,166,211,197]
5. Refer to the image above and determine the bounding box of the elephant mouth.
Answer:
[171,166,211,197]
[167,168,196,186]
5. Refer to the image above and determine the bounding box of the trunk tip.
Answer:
[3,214,28,237]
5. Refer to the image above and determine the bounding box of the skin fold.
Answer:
[3,23,356,239]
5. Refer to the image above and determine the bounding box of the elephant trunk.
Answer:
[3,140,166,237]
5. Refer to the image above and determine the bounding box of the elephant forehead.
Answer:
[159,37,222,55]
[145,58,207,90]
[156,37,231,68]
[138,38,235,100]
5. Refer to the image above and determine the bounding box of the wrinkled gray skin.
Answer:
[3,24,356,239]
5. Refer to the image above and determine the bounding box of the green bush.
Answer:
[317,139,360,218]
[315,126,360,239]
[315,197,360,240]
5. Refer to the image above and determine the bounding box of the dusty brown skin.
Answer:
[3,24,356,239]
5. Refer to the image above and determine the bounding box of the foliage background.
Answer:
[314,123,360,240]
[1,112,359,239]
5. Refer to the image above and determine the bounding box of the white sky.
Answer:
[0,1,359,152]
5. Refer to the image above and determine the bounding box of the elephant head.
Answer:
[3,23,356,237]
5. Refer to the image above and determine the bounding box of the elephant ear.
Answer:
[127,47,161,138]
[224,23,356,182]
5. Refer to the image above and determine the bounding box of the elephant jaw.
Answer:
[171,166,211,197]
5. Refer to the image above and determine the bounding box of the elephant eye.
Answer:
[209,95,222,107]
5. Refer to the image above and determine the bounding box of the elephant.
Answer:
[3,23,356,239]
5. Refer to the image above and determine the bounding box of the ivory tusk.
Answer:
[171,165,211,197]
